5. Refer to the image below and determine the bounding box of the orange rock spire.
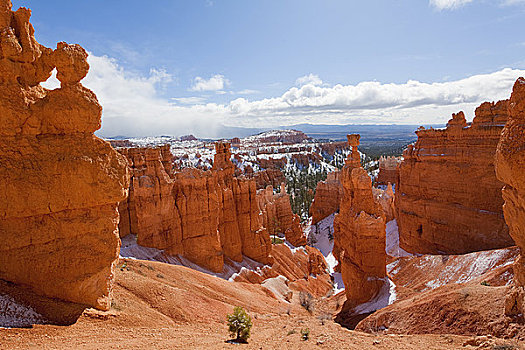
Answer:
[0,1,129,310]
[333,134,387,310]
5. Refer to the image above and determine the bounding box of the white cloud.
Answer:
[236,89,260,95]
[171,96,207,104]
[222,68,524,127]
[41,55,525,137]
[295,73,323,86]
[190,74,230,92]
[430,0,525,9]
[430,0,473,10]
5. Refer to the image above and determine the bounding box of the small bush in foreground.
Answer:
[301,328,310,341]
[226,306,252,343]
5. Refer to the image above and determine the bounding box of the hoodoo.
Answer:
[496,78,525,290]
[396,102,513,255]
[0,0,129,310]
[333,135,387,310]
[118,141,273,272]
[376,156,401,186]
[310,171,343,225]
[257,183,307,247]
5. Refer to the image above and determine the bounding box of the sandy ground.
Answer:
[0,258,523,349]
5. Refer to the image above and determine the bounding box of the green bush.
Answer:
[226,306,253,343]
[301,328,310,341]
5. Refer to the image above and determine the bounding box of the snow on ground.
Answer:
[120,234,265,281]
[386,244,518,292]
[352,279,397,316]
[385,220,413,258]
[0,294,45,328]
[305,213,345,293]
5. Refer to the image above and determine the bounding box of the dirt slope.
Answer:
[0,257,501,349]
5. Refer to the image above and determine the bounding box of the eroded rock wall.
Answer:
[496,78,525,288]
[333,135,387,310]
[377,156,401,186]
[258,184,307,247]
[118,142,272,272]
[396,104,512,255]
[0,1,129,310]
[310,171,343,225]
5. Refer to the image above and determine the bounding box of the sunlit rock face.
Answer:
[333,135,387,310]
[310,171,343,225]
[118,142,273,273]
[0,0,129,310]
[396,103,512,255]
[258,184,307,247]
[376,156,401,186]
[496,78,525,288]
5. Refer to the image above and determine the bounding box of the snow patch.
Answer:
[385,220,412,257]
[120,234,265,281]
[352,279,396,315]
[0,294,45,328]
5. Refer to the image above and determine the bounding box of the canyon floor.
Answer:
[1,258,523,350]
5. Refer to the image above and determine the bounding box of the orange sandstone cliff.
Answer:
[0,0,129,310]
[333,135,387,310]
[310,171,343,225]
[258,184,307,247]
[376,156,401,186]
[496,78,525,291]
[118,142,272,272]
[396,104,512,255]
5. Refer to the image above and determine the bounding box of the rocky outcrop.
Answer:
[233,244,332,298]
[0,1,129,310]
[258,184,307,247]
[310,171,343,225]
[396,103,512,255]
[374,183,396,223]
[496,78,525,288]
[118,142,272,272]
[333,135,387,311]
[252,168,286,190]
[376,156,401,186]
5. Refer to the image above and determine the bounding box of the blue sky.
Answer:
[12,0,525,137]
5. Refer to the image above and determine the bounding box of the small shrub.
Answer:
[301,328,310,341]
[299,291,315,313]
[287,329,296,336]
[156,273,165,279]
[226,306,253,343]
[481,281,491,286]
[271,236,284,245]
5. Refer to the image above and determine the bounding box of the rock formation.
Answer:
[376,156,401,186]
[333,135,387,310]
[0,1,129,310]
[233,244,332,298]
[396,103,512,255]
[374,183,396,223]
[257,184,307,247]
[496,78,525,290]
[252,168,286,190]
[310,171,343,225]
[118,142,272,272]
